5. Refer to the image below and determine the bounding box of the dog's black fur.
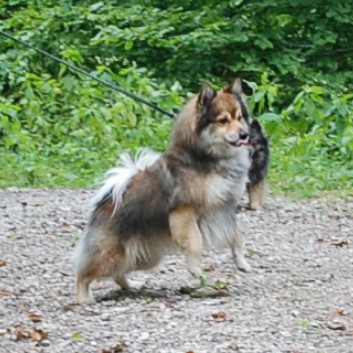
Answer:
[247,119,269,210]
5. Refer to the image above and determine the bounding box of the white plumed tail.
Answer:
[91,148,161,208]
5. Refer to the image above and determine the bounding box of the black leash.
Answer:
[0,29,176,118]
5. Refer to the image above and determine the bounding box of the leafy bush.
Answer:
[251,77,353,196]
[1,0,353,196]
[0,61,182,187]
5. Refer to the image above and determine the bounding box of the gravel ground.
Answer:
[0,188,352,353]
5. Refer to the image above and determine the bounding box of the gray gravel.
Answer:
[1,188,353,353]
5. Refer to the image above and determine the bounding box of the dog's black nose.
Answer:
[239,131,249,140]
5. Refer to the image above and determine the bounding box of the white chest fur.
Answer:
[205,149,250,207]
[205,174,233,206]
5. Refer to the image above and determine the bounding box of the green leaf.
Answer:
[126,112,137,127]
[63,173,78,180]
[90,2,104,11]
[212,280,229,290]
[63,76,75,90]
[310,86,326,95]
[258,113,281,122]
[336,118,346,137]
[199,276,206,288]
[253,91,265,103]
[254,37,273,49]
[124,40,134,51]
[71,331,83,342]
[304,98,316,118]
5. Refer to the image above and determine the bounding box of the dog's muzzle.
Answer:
[227,131,249,147]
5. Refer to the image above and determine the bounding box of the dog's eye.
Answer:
[217,117,229,125]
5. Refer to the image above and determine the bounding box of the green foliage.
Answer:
[0,65,181,186]
[84,0,353,99]
[1,0,353,196]
[251,79,353,197]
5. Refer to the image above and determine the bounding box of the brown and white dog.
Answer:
[73,79,252,303]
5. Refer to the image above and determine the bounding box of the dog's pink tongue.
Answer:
[236,136,249,146]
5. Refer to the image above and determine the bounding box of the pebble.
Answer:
[291,310,300,317]
[327,320,347,331]
[139,332,150,341]
[41,339,51,347]
[100,313,110,321]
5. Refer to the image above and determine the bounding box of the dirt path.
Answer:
[1,189,352,353]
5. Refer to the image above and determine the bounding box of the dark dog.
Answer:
[247,119,269,210]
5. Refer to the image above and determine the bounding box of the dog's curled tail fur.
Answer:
[91,148,161,208]
[72,148,161,277]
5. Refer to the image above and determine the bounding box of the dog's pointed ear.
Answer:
[223,78,243,95]
[197,84,217,111]
[251,119,262,132]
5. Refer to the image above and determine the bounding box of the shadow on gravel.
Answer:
[97,286,230,302]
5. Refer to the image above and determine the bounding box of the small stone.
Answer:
[291,310,300,317]
[139,332,150,340]
[327,320,346,331]
[41,339,51,346]
[101,313,110,321]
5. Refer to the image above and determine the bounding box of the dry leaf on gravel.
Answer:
[14,324,32,341]
[331,309,344,317]
[204,265,215,272]
[331,239,348,247]
[211,311,227,322]
[0,260,6,267]
[14,324,48,344]
[0,289,12,297]
[31,328,49,343]
[28,312,42,322]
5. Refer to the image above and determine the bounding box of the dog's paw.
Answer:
[237,260,252,273]
[249,203,262,211]
[77,294,95,305]
[127,278,146,290]
[188,265,205,279]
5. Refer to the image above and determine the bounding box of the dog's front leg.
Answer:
[249,179,265,210]
[169,207,204,278]
[230,228,252,273]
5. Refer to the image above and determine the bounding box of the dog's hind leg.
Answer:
[112,240,165,290]
[169,207,204,278]
[74,233,121,304]
[74,241,100,304]
[230,228,252,273]
[77,275,95,304]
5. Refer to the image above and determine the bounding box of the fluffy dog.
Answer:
[73,79,252,303]
[248,119,270,210]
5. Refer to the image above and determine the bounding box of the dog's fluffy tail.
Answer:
[91,148,161,208]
